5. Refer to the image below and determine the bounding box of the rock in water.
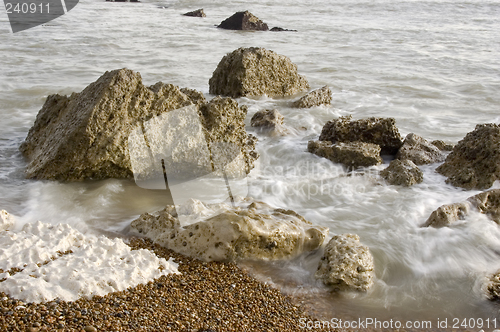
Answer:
[250,109,286,135]
[396,133,445,165]
[183,9,205,17]
[293,86,332,108]
[209,47,309,98]
[431,140,454,151]
[381,159,423,187]
[315,234,374,292]
[0,210,15,232]
[308,140,382,168]
[217,11,268,31]
[436,124,500,190]
[318,115,403,155]
[486,271,500,301]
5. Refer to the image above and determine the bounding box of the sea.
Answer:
[1,0,500,326]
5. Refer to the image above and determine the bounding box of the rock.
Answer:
[431,140,454,151]
[436,124,500,190]
[315,234,374,292]
[130,200,328,262]
[381,159,423,187]
[307,140,382,169]
[467,189,500,223]
[208,47,309,98]
[318,116,403,155]
[0,210,15,232]
[217,11,268,31]
[292,86,332,108]
[486,271,500,301]
[396,133,445,165]
[250,109,286,135]
[20,69,257,181]
[270,27,297,32]
[183,9,205,17]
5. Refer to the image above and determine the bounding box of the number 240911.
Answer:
[5,2,50,14]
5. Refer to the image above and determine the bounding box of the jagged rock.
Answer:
[318,116,403,155]
[308,140,382,168]
[431,140,454,151]
[486,271,500,301]
[183,9,205,17]
[250,109,286,135]
[180,88,206,105]
[270,27,297,32]
[217,11,268,31]
[381,159,423,187]
[436,124,500,190]
[0,210,15,232]
[396,133,445,165]
[130,199,328,262]
[315,234,374,292]
[20,68,258,181]
[208,47,309,98]
[467,189,500,223]
[293,86,332,108]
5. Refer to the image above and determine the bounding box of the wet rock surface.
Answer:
[381,159,423,187]
[308,140,382,168]
[396,133,445,165]
[293,86,332,108]
[217,11,268,31]
[250,109,286,135]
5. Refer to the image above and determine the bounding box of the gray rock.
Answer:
[217,11,268,31]
[431,140,454,151]
[396,133,445,165]
[318,115,403,155]
[315,234,374,292]
[436,124,500,190]
[0,210,15,232]
[381,159,423,187]
[270,27,297,32]
[208,47,309,98]
[250,109,286,135]
[293,86,332,108]
[308,140,382,169]
[183,9,205,17]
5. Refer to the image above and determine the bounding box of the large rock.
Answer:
[293,86,332,108]
[381,159,423,187]
[315,234,374,292]
[20,69,257,181]
[250,109,286,135]
[308,140,382,169]
[130,199,328,262]
[0,210,15,232]
[396,133,445,165]
[208,47,309,98]
[318,116,403,155]
[436,124,500,190]
[217,11,268,31]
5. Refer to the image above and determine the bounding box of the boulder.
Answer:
[436,124,500,190]
[308,140,382,169]
[130,200,328,262]
[431,140,454,151]
[208,47,309,98]
[396,133,445,165]
[381,159,423,187]
[0,210,15,232]
[183,9,205,17]
[250,109,286,135]
[318,116,403,155]
[293,86,332,108]
[217,11,268,31]
[315,234,374,292]
[467,189,500,223]
[20,68,257,181]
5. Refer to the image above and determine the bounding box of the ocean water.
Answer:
[1,0,500,324]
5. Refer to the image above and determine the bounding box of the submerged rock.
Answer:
[270,27,297,32]
[318,116,403,155]
[293,86,332,108]
[396,133,445,165]
[250,109,286,135]
[436,124,500,190]
[308,140,382,168]
[208,47,309,98]
[0,210,15,232]
[183,9,205,17]
[217,11,268,31]
[130,200,328,262]
[381,159,423,187]
[315,234,374,292]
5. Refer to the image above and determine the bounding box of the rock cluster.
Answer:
[183,9,205,17]
[250,109,286,135]
[293,86,332,108]
[315,234,374,292]
[209,47,309,98]
[0,211,14,232]
[217,11,268,31]
[381,159,423,187]
[396,133,445,165]
[307,140,382,169]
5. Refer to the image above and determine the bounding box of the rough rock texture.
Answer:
[250,109,286,135]
[486,271,500,301]
[431,139,454,151]
[130,200,328,262]
[19,69,257,181]
[308,140,382,168]
[217,11,268,31]
[293,86,332,108]
[318,116,403,155]
[381,159,423,187]
[183,9,205,17]
[315,234,374,292]
[436,124,500,190]
[209,47,309,98]
[396,133,445,165]
[467,189,500,223]
[0,210,14,232]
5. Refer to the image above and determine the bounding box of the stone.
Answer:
[217,11,268,31]
[208,47,309,98]
[130,200,328,262]
[431,140,454,151]
[436,124,500,190]
[250,109,286,135]
[486,271,500,301]
[381,159,423,187]
[318,115,403,155]
[183,9,205,17]
[293,86,332,108]
[0,210,15,232]
[396,133,445,165]
[270,27,297,32]
[315,234,374,292]
[308,140,382,168]
[467,189,500,223]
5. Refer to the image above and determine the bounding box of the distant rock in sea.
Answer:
[183,9,205,17]
[217,11,268,31]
